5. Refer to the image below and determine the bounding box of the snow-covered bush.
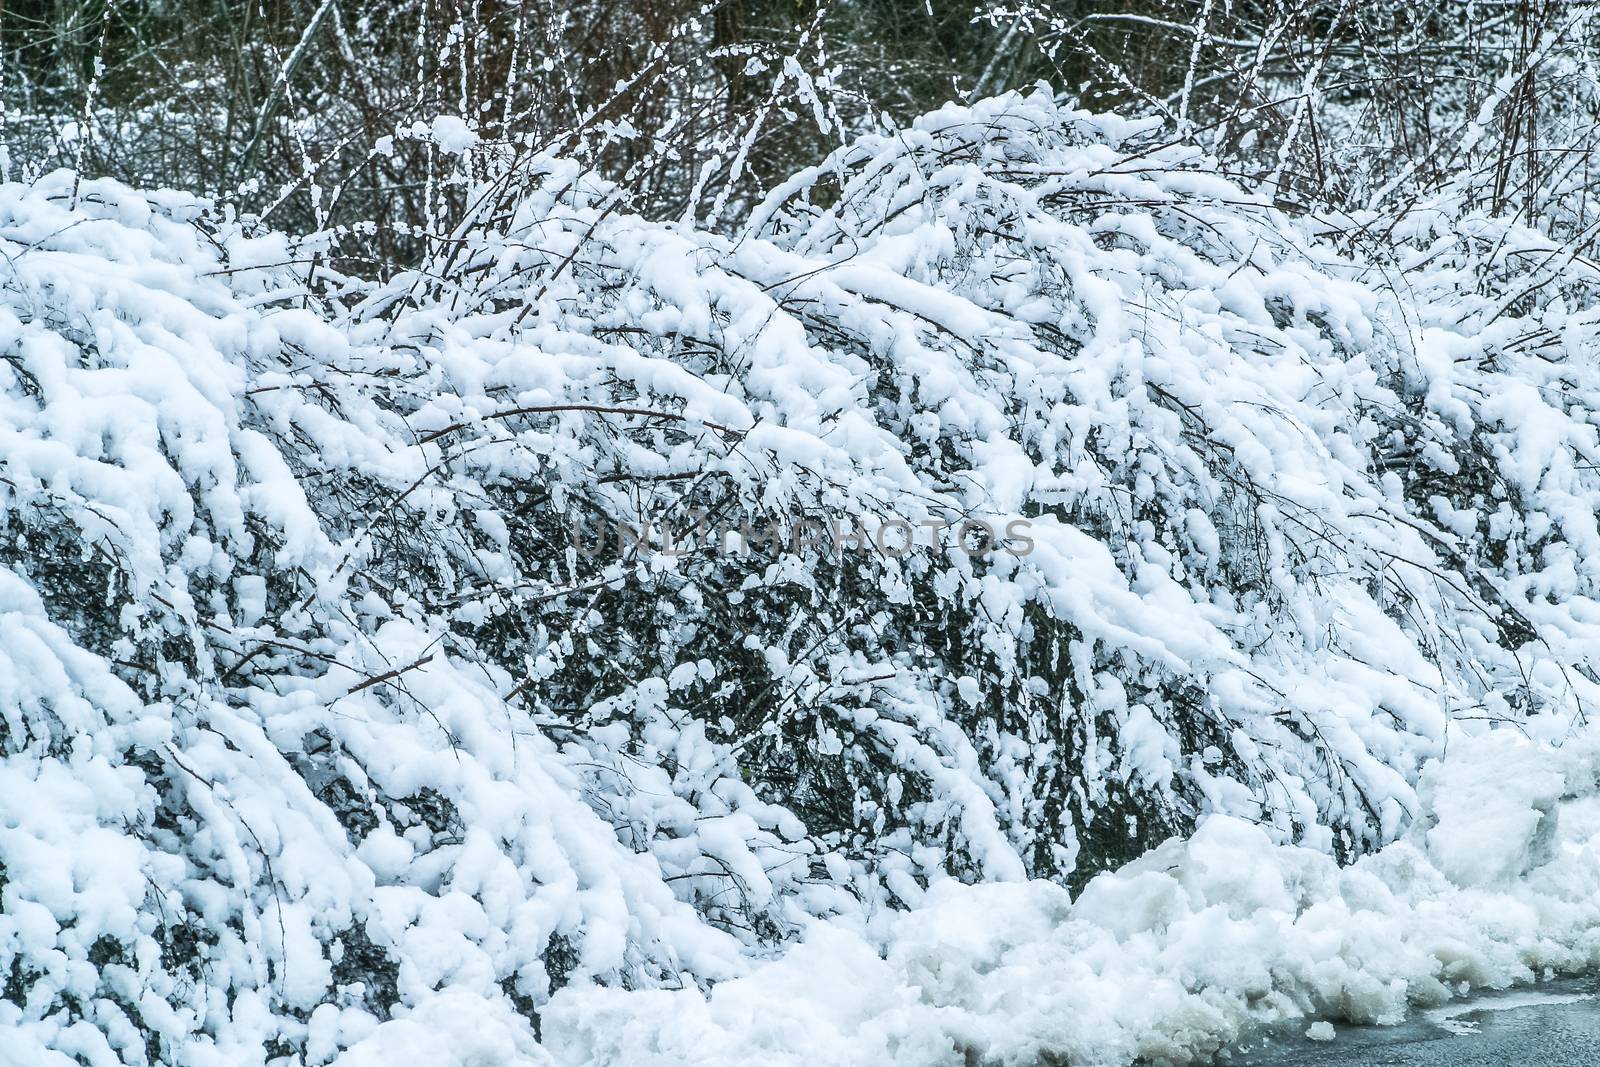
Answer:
[5,87,1600,1064]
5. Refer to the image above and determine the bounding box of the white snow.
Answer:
[428,116,480,155]
[545,727,1600,1067]
[6,87,1600,1066]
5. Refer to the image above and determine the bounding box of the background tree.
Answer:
[1,1,1592,262]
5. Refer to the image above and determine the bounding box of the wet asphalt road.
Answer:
[1221,980,1600,1066]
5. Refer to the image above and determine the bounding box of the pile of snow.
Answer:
[548,726,1600,1066]
[4,85,1600,1065]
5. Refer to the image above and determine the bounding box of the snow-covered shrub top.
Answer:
[4,89,1600,1064]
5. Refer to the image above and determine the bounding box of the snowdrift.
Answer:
[4,89,1600,1064]
[551,729,1600,1066]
